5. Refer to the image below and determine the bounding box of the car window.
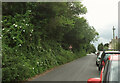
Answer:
[102,60,109,82]
[101,52,120,63]
[109,61,119,82]
[103,52,120,58]
[106,61,111,82]
[100,52,105,66]
[101,52,105,62]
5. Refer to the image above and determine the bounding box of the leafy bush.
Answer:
[2,39,85,82]
[2,10,34,48]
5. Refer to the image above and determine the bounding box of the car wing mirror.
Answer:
[87,78,101,83]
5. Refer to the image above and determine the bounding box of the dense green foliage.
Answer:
[103,43,109,50]
[88,44,96,53]
[97,43,109,51]
[2,2,98,82]
[97,43,104,51]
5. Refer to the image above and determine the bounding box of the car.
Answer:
[96,51,100,57]
[88,54,120,83]
[96,51,103,66]
[98,51,120,71]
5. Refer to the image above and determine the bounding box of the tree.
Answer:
[104,43,109,50]
[63,17,99,51]
[104,43,109,47]
[98,43,104,51]
[88,44,96,53]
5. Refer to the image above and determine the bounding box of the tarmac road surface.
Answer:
[30,54,99,81]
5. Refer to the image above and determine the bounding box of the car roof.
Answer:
[104,51,120,53]
[108,54,120,61]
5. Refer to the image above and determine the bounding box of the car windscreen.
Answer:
[104,54,112,62]
[109,61,120,82]
[103,53,120,60]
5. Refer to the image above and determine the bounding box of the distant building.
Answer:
[108,36,119,50]
[109,41,113,49]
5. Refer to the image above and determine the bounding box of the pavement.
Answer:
[29,54,99,81]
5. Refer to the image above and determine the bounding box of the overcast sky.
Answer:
[81,0,119,48]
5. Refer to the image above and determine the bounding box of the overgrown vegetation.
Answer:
[2,2,98,82]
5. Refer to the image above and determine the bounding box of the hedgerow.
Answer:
[2,2,98,82]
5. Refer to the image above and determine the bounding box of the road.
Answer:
[29,54,99,81]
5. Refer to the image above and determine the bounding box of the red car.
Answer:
[98,51,120,71]
[88,54,120,83]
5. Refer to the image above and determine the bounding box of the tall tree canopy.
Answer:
[2,2,98,51]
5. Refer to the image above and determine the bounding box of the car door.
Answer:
[102,60,110,83]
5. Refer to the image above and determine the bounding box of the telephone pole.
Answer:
[113,26,115,39]
[112,26,116,50]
